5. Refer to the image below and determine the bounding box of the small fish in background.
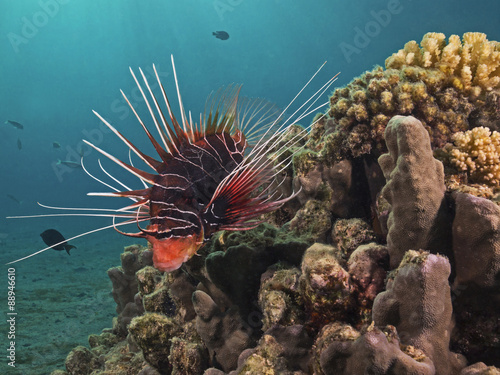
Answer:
[6,194,22,205]
[57,159,82,168]
[40,229,76,255]
[213,31,229,40]
[17,138,22,150]
[5,120,24,129]
[53,141,61,149]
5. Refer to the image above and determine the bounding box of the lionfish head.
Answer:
[145,227,204,272]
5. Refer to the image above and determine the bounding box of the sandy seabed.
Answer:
[0,222,143,375]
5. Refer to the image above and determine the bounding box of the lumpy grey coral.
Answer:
[452,192,500,288]
[192,290,254,372]
[378,115,449,267]
[319,325,435,375]
[373,250,466,375]
[299,243,356,328]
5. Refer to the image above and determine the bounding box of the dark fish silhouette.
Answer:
[57,159,82,168]
[5,120,24,129]
[53,141,61,149]
[17,138,22,150]
[213,31,229,40]
[40,229,76,255]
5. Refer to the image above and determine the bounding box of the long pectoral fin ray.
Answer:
[83,140,157,185]
[92,110,164,172]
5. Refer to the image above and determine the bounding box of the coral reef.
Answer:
[51,33,500,375]
[378,115,450,267]
[325,32,500,160]
[439,126,500,186]
[376,117,499,366]
[450,192,500,363]
[54,113,500,374]
[108,244,153,336]
[299,243,356,328]
[205,223,309,317]
[318,251,468,375]
[373,250,467,375]
[386,32,500,97]
[192,290,254,372]
[452,192,500,288]
[319,324,435,375]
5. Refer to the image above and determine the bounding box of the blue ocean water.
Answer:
[0,0,499,373]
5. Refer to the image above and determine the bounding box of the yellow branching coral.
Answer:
[325,65,472,158]
[441,127,500,186]
[386,32,500,97]
[317,32,500,161]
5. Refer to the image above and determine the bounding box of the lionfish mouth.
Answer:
[7,55,339,272]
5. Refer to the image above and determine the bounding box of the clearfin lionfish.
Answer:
[7,56,338,272]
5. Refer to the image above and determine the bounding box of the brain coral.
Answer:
[439,126,500,186]
[324,32,500,160]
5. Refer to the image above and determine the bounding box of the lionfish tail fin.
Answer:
[236,96,282,148]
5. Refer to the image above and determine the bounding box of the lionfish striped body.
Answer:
[7,56,338,272]
[137,131,247,271]
[124,103,254,271]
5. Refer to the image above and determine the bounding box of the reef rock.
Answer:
[373,250,467,375]
[319,325,435,375]
[331,218,378,261]
[64,345,101,375]
[192,290,254,372]
[128,312,182,373]
[459,362,500,375]
[229,334,300,374]
[292,156,368,219]
[378,115,449,267]
[310,321,359,374]
[205,223,309,318]
[347,242,389,322]
[258,266,304,331]
[452,192,500,288]
[108,245,154,336]
[299,243,356,328]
